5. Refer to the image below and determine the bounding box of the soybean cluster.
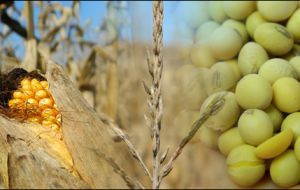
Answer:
[176,1,300,188]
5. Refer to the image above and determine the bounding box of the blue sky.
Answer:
[6,1,207,58]
[13,1,179,45]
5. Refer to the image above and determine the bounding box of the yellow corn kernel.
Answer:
[41,108,58,118]
[21,78,31,87]
[28,116,42,123]
[56,114,62,124]
[43,115,57,123]
[42,120,54,126]
[22,84,32,91]
[23,90,34,99]
[8,99,23,108]
[40,81,49,89]
[32,83,43,91]
[13,91,24,99]
[50,124,60,131]
[35,90,48,99]
[39,98,54,108]
[53,103,59,110]
[26,98,38,109]
[30,78,40,86]
[27,98,38,104]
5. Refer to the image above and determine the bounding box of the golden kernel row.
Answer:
[8,78,61,131]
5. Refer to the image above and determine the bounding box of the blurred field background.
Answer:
[0,1,262,188]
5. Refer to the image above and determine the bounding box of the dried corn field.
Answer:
[1,1,300,189]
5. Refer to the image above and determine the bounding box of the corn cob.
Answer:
[0,68,62,132]
[0,68,78,175]
[8,77,62,132]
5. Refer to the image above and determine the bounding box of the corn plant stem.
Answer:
[25,1,34,40]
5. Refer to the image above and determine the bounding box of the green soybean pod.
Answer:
[258,58,298,85]
[246,11,267,38]
[238,42,269,76]
[226,144,265,187]
[238,109,273,146]
[223,1,256,21]
[254,23,294,56]
[287,9,300,43]
[270,150,300,188]
[257,1,298,22]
